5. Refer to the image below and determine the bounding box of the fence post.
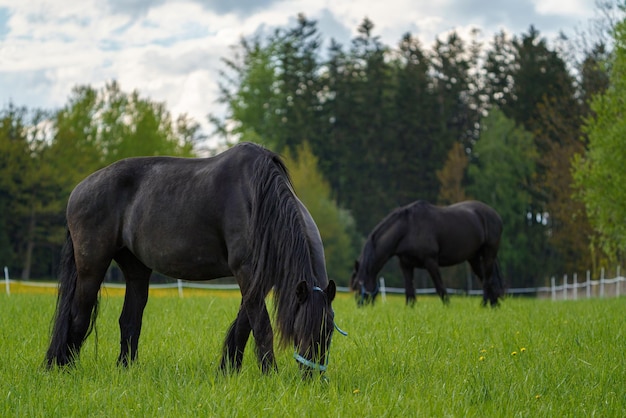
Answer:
[551,276,556,301]
[177,279,184,298]
[573,273,577,301]
[379,277,387,303]
[600,267,605,298]
[4,266,9,296]
[563,274,568,300]
[616,266,621,298]
[586,270,591,299]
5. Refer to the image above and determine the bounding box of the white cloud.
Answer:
[532,0,593,18]
[0,0,601,144]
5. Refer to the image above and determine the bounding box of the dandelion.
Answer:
[480,349,487,354]
[353,389,360,395]
[511,351,518,356]
[520,347,526,353]
[479,356,485,361]
[535,394,541,400]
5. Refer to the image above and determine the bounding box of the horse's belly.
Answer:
[151,257,232,281]
[132,241,233,281]
[437,248,476,266]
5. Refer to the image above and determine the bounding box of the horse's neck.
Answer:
[365,221,404,275]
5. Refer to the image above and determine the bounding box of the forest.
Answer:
[2,5,625,289]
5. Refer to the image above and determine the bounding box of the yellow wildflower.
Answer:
[511,351,518,356]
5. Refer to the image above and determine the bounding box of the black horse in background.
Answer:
[46,142,338,377]
[351,200,504,307]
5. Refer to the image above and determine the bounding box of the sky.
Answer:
[0,0,598,140]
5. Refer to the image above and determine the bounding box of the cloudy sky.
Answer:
[0,0,597,138]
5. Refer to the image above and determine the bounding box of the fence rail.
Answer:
[376,267,624,301]
[3,265,624,300]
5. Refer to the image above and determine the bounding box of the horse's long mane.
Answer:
[247,151,315,347]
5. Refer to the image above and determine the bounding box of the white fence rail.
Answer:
[376,268,624,301]
[3,265,624,300]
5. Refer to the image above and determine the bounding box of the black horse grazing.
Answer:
[46,142,338,376]
[351,200,504,307]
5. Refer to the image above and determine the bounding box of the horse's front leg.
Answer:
[399,260,416,307]
[424,258,449,304]
[244,296,276,373]
[116,253,151,367]
[220,303,252,373]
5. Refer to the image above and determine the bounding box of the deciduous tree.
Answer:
[467,108,538,287]
[283,142,359,285]
[573,18,626,259]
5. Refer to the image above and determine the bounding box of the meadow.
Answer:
[0,284,624,417]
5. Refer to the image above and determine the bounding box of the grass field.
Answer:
[1,284,624,417]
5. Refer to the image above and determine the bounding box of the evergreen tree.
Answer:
[0,104,31,274]
[274,14,324,154]
[307,17,398,234]
[0,105,65,279]
[389,33,436,205]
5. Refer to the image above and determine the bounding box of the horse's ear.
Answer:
[296,280,309,304]
[325,280,336,302]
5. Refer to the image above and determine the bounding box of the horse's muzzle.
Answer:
[361,281,379,298]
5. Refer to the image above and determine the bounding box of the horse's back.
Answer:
[447,200,502,240]
[68,143,264,231]
[403,200,501,264]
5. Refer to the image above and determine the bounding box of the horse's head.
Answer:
[293,280,337,378]
[350,260,379,307]
[349,260,360,291]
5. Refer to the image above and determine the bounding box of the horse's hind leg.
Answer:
[399,259,416,306]
[115,249,151,367]
[424,258,449,304]
[65,277,105,360]
[65,256,111,362]
[469,255,498,307]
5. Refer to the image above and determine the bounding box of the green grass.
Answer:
[0,289,624,417]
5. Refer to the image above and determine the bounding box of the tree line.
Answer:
[2,5,625,289]
[209,10,623,288]
[0,82,354,284]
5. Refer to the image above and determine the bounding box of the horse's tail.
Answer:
[494,257,505,298]
[46,231,99,367]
